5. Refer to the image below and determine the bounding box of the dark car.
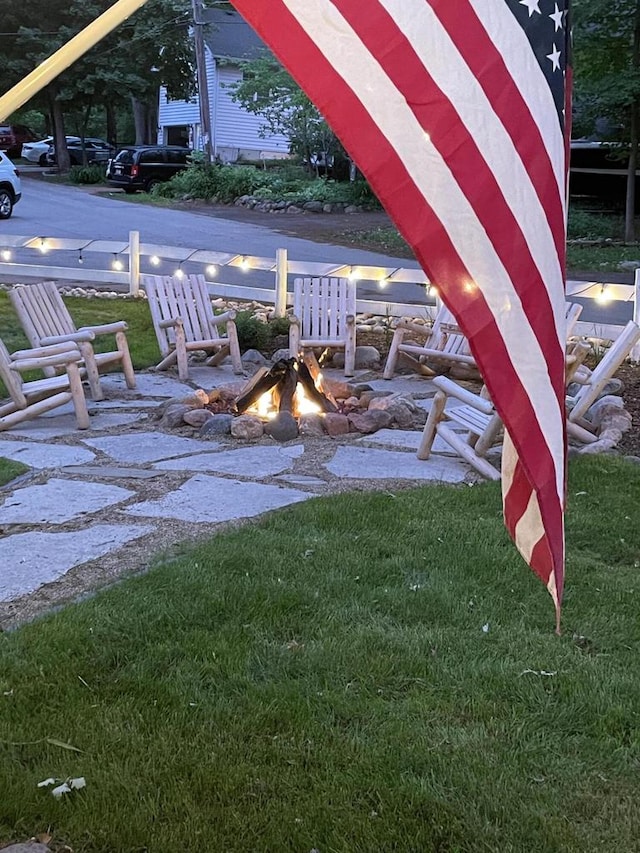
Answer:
[46,137,115,167]
[0,124,38,160]
[106,145,191,193]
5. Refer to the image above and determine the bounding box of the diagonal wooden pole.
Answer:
[0,0,150,121]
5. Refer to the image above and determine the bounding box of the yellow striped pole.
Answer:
[0,0,150,121]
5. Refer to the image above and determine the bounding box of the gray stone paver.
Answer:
[153,444,304,476]
[0,439,96,468]
[0,369,477,607]
[1,479,134,524]
[82,432,221,463]
[323,445,469,482]
[124,474,312,523]
[358,428,455,453]
[7,412,142,440]
[0,524,155,601]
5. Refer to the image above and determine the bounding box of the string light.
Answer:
[240,255,250,271]
[1,248,11,261]
[206,264,217,277]
[378,277,389,289]
[78,250,84,265]
[38,238,49,254]
[111,253,124,271]
[347,266,359,282]
[149,255,161,266]
[174,264,184,279]
[596,284,611,304]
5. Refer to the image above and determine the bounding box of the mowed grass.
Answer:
[0,456,639,852]
[0,457,28,486]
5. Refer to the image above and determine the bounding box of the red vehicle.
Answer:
[0,124,38,160]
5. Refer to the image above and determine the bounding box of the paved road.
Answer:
[3,175,635,324]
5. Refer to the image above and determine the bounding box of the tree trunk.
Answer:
[106,102,117,147]
[625,0,640,242]
[131,95,148,144]
[48,85,70,172]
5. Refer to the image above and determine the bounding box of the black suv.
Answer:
[106,145,191,193]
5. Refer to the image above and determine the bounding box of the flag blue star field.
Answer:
[229,0,572,628]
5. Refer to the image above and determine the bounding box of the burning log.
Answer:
[235,358,338,416]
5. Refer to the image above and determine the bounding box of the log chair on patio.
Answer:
[9,281,136,401]
[142,273,243,381]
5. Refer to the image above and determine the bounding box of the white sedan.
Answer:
[21,136,80,166]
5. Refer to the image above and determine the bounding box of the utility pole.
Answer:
[191,0,214,163]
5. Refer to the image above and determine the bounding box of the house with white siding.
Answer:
[157,8,290,162]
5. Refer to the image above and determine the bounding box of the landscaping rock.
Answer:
[298,413,326,436]
[264,411,299,442]
[324,413,350,436]
[231,415,264,440]
[159,404,191,429]
[286,205,303,214]
[348,409,393,433]
[241,349,269,367]
[200,414,234,436]
[303,200,324,212]
[271,347,292,362]
[1,845,50,853]
[183,408,213,428]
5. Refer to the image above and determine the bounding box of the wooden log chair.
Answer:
[383,303,475,379]
[142,274,242,381]
[384,301,583,380]
[9,281,136,402]
[0,338,90,431]
[288,276,357,377]
[567,320,640,434]
[418,341,595,480]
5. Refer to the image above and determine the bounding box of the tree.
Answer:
[573,0,640,239]
[228,55,350,176]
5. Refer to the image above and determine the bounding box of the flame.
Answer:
[246,368,323,419]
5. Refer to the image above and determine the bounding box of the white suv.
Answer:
[0,150,21,219]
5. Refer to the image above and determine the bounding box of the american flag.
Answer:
[229,0,572,628]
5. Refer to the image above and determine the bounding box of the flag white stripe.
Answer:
[470,0,566,200]
[379,0,566,351]
[282,0,565,501]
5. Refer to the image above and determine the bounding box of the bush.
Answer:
[567,207,624,240]
[233,311,291,353]
[68,164,106,185]
[155,162,265,203]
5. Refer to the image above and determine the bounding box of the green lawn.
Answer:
[0,457,28,487]
[0,456,638,852]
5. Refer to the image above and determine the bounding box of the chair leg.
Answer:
[226,321,243,374]
[175,326,189,381]
[417,390,446,459]
[79,342,104,401]
[383,326,406,379]
[116,331,136,389]
[289,322,300,361]
[66,361,90,429]
[344,323,356,377]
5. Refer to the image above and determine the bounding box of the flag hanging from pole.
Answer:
[229,0,572,628]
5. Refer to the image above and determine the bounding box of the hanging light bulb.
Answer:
[596,284,611,304]
[78,250,84,265]
[112,253,124,271]
[149,255,160,266]
[1,248,11,261]
[347,266,359,282]
[39,238,49,253]
[206,264,217,277]
[239,255,251,271]
[379,276,389,289]
[174,264,184,279]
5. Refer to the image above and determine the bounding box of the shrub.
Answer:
[233,311,291,353]
[69,164,106,185]
[154,163,265,203]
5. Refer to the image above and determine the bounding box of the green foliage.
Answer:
[567,206,625,240]
[68,164,106,184]
[233,310,290,352]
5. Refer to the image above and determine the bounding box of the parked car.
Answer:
[22,136,80,166]
[46,137,115,167]
[0,151,22,219]
[106,145,191,193]
[0,124,38,160]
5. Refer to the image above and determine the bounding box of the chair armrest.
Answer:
[158,317,183,329]
[210,309,237,326]
[11,342,80,359]
[395,318,436,338]
[11,347,82,372]
[77,321,128,336]
[346,314,356,325]
[432,376,495,414]
[40,330,95,345]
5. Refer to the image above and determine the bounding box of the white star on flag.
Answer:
[519,0,541,16]
[546,44,562,71]
[550,3,564,30]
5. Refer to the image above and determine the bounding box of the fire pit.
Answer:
[159,356,428,441]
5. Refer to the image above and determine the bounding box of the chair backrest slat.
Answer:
[293,277,355,342]
[142,274,219,353]
[0,338,26,407]
[9,281,76,347]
